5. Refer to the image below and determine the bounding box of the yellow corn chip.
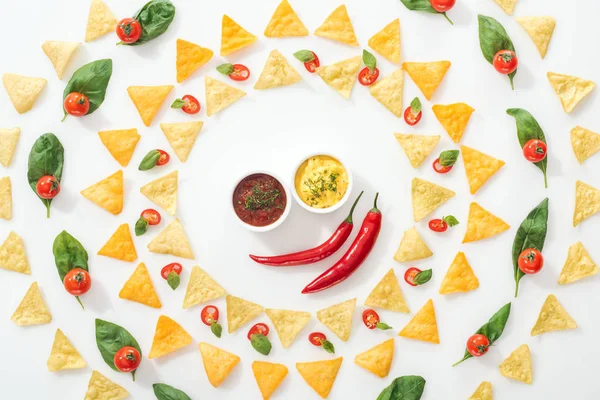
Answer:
[494,0,517,15]
[547,72,596,113]
[573,180,600,227]
[119,263,162,308]
[531,294,577,336]
[412,177,455,222]
[252,361,288,400]
[226,294,264,333]
[461,145,505,195]
[11,282,51,326]
[98,129,140,167]
[296,357,343,399]
[265,308,311,348]
[97,224,137,262]
[199,342,240,387]
[468,381,493,400]
[399,299,439,344]
[221,15,257,56]
[0,127,20,167]
[255,50,302,90]
[571,126,600,164]
[394,133,440,168]
[127,85,173,126]
[559,241,599,285]
[84,370,129,400]
[315,5,358,46]
[161,122,203,162]
[176,39,213,83]
[432,103,474,143]
[148,315,192,359]
[264,0,308,37]
[81,170,123,215]
[316,298,355,342]
[516,17,555,59]
[369,68,404,117]
[42,41,80,79]
[499,344,532,384]
[47,329,86,372]
[0,231,30,274]
[368,19,401,64]
[148,218,194,259]
[140,170,178,216]
[463,202,510,243]
[2,73,47,114]
[439,252,479,295]
[354,338,394,378]
[0,176,12,220]
[403,61,450,100]
[394,227,433,262]
[85,0,117,42]
[183,266,226,308]
[364,269,409,313]
[316,56,361,99]
[205,76,246,116]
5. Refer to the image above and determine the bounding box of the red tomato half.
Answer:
[116,18,142,44]
[358,67,379,86]
[64,92,90,117]
[201,305,219,326]
[404,107,422,126]
[430,0,456,12]
[429,219,448,232]
[523,139,547,163]
[161,263,182,280]
[404,267,422,287]
[141,209,161,225]
[230,64,250,81]
[518,248,544,274]
[433,158,452,174]
[304,52,320,73]
[181,95,200,114]
[308,332,327,346]
[156,150,170,166]
[247,323,269,339]
[36,175,60,199]
[466,334,490,357]
[362,309,380,329]
[64,268,92,296]
[114,346,141,372]
[493,50,518,75]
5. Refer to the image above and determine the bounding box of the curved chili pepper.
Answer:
[302,193,382,294]
[249,192,364,266]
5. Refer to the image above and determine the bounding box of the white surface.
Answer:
[0,0,599,399]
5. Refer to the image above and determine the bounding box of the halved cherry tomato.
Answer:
[358,67,379,86]
[304,52,320,73]
[429,219,448,232]
[308,332,327,346]
[114,346,141,373]
[181,94,200,114]
[161,263,182,280]
[404,267,422,287]
[430,0,456,12]
[141,209,161,225]
[362,309,393,331]
[493,50,518,75]
[36,175,60,199]
[201,305,219,326]
[64,268,92,295]
[116,18,142,44]
[518,248,544,274]
[433,158,452,173]
[156,150,170,166]
[247,323,269,339]
[404,107,422,126]
[230,64,250,81]
[466,334,490,357]
[64,92,90,117]
[523,139,547,163]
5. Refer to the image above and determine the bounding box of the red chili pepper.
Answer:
[302,193,382,294]
[249,192,364,266]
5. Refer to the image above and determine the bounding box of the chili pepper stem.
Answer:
[344,191,364,224]
[371,192,380,213]
[443,12,454,25]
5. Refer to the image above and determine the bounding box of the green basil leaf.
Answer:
[216,63,234,76]
[410,97,422,114]
[377,375,426,400]
[322,339,335,354]
[139,150,161,171]
[506,108,548,188]
[399,0,452,24]
[211,322,223,338]
[52,231,89,282]
[250,333,272,355]
[362,49,377,71]
[135,217,149,236]
[95,319,142,379]
[376,322,393,330]
[293,50,314,63]
[63,59,113,118]
[167,272,180,290]
[414,269,432,285]
[153,383,191,400]
[127,0,176,46]
[170,98,185,109]
[27,133,64,218]
[478,15,517,89]
[442,215,459,227]
[439,150,459,167]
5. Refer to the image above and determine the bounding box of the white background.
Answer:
[0,0,599,398]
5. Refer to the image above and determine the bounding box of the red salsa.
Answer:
[233,174,286,227]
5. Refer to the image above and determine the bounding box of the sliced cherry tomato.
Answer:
[63,92,90,117]
[156,150,170,166]
[230,64,250,81]
[523,139,547,163]
[518,248,544,274]
[36,175,60,199]
[160,263,182,280]
[404,106,422,126]
[201,305,219,326]
[430,0,456,12]
[141,209,161,225]
[404,267,422,287]
[308,332,327,346]
[304,52,320,73]
[466,334,490,357]
[182,95,201,114]
[114,346,141,373]
[116,18,142,44]
[433,158,452,174]
[429,219,448,232]
[247,323,269,340]
[493,50,518,75]
[362,309,380,329]
[358,67,379,86]
[64,268,92,295]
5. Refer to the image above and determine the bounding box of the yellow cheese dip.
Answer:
[295,155,349,208]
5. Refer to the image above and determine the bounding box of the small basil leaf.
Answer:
[211,322,223,338]
[414,269,432,285]
[95,319,142,380]
[478,15,517,89]
[167,272,180,290]
[362,49,377,71]
[399,0,452,24]
[322,340,335,354]
[27,133,64,218]
[377,375,426,400]
[135,217,149,236]
[139,150,161,171]
[63,59,113,118]
[152,383,191,400]
[410,97,422,114]
[250,333,272,355]
[293,50,314,62]
[127,0,176,46]
[217,63,234,76]
[52,231,89,282]
[442,215,459,227]
[170,98,185,109]
[376,322,393,330]
[439,150,459,167]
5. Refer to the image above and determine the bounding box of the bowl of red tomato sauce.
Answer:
[231,171,291,232]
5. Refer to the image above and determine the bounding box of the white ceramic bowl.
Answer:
[291,153,353,214]
[230,170,292,233]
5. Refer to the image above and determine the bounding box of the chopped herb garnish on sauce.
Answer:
[245,185,281,211]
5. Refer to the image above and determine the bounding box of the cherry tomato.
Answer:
[230,64,250,81]
[116,18,142,44]
[404,106,422,126]
[430,0,456,12]
[358,67,380,86]
[429,219,448,232]
[247,323,269,340]
[63,268,92,295]
[362,309,380,329]
[156,150,170,166]
[181,95,200,114]
[141,209,161,225]
[308,332,327,346]
[304,52,320,73]
[493,50,518,75]
[404,267,422,287]
[36,175,60,199]
[523,139,547,163]
[114,346,141,373]
[466,334,490,357]
[518,248,544,274]
[433,158,452,174]
[201,305,220,326]
[63,92,90,117]
[160,263,182,280]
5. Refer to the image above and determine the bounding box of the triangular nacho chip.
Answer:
[11,282,52,326]
[316,56,361,99]
[252,361,288,399]
[98,129,140,167]
[176,39,213,83]
[199,342,240,387]
[0,231,30,274]
[205,76,246,116]
[364,269,409,313]
[265,308,311,348]
[148,219,194,259]
[369,68,404,117]
[0,176,11,220]
[226,294,264,333]
[531,294,577,336]
[315,5,358,46]
[47,329,86,372]
[559,241,599,285]
[399,299,439,344]
[394,227,432,262]
[84,370,129,400]
[394,134,440,168]
[221,15,257,56]
[402,61,450,100]
[81,170,124,215]
[42,41,80,79]
[411,177,455,222]
[148,315,193,359]
[354,338,394,378]
[439,252,479,295]
[140,170,178,216]
[571,126,600,164]
[316,298,355,341]
[494,0,518,15]
[0,127,20,167]
[463,202,510,243]
[368,19,401,64]
[516,17,555,59]
[254,50,302,90]
[97,224,137,262]
[499,344,532,384]
[119,263,162,308]
[160,122,203,162]
[461,145,505,195]
[432,103,475,143]
[2,73,47,114]
[85,0,117,42]
[468,381,493,400]
[547,72,596,113]
[127,85,173,126]
[296,357,343,399]
[183,266,226,308]
[264,0,308,37]
[573,180,600,227]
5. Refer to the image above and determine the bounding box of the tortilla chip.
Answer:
[85,0,117,42]
[161,122,203,162]
[265,308,311,348]
[394,134,440,168]
[573,180,600,227]
[221,15,257,56]
[394,227,433,262]
[255,50,302,90]
[198,342,240,387]
[463,202,510,243]
[80,170,123,215]
[42,41,80,79]
[468,381,493,400]
[119,263,162,308]
[205,76,246,116]
[0,231,30,274]
[252,361,288,400]
[571,126,600,164]
[316,56,361,99]
[411,177,455,222]
[176,39,213,83]
[0,176,12,220]
[494,0,517,15]
[432,103,475,143]
[226,294,264,333]
[296,357,343,399]
[499,344,532,384]
[85,370,129,400]
[2,73,47,114]
[439,252,479,295]
[0,127,20,167]
[314,5,358,46]
[559,241,599,285]
[516,17,555,59]
[547,72,596,113]
[368,19,401,64]
[369,68,404,117]
[364,269,409,313]
[402,61,450,100]
[97,224,137,262]
[140,170,178,216]
[183,266,226,308]
[148,218,195,259]
[316,298,355,342]
[461,145,505,195]
[264,0,308,37]
[98,129,140,167]
[11,282,52,326]
[531,294,577,336]
[127,85,173,126]
[399,299,439,344]
[148,315,193,359]
[47,329,86,372]
[354,338,394,378]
